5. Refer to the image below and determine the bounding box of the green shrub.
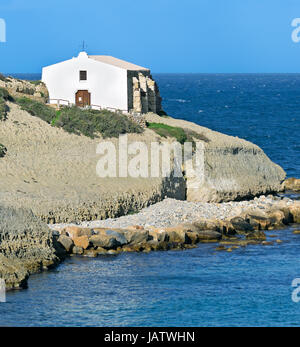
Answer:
[28,80,42,86]
[0,87,14,102]
[147,122,187,144]
[147,122,210,147]
[184,128,210,144]
[55,106,143,138]
[15,98,143,138]
[16,97,56,123]
[0,88,14,121]
[0,101,8,121]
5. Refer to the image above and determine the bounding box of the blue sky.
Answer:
[1,0,300,73]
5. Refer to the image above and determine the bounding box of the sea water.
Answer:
[1,74,299,326]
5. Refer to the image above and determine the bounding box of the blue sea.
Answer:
[1,73,300,327]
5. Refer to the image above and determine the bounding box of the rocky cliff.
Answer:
[0,92,285,223]
[0,206,64,289]
[144,113,286,202]
[0,74,48,103]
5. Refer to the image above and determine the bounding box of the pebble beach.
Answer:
[52,195,296,230]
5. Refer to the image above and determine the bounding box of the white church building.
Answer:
[42,52,162,114]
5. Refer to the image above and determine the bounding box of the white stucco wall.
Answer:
[42,52,128,111]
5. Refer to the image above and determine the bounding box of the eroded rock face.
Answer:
[0,206,64,290]
[186,146,286,203]
[0,76,49,103]
[0,254,28,290]
[145,113,286,203]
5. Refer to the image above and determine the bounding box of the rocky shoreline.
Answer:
[1,186,300,291]
[50,193,300,261]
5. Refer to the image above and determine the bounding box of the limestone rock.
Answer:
[0,254,29,290]
[0,76,48,103]
[0,206,64,290]
[145,113,286,203]
[124,229,149,245]
[196,230,222,241]
[72,246,84,255]
[245,213,271,230]
[90,230,127,249]
[64,226,93,239]
[149,230,168,243]
[289,204,300,224]
[283,178,300,192]
[73,235,90,250]
[163,227,190,244]
[246,231,267,241]
[57,235,74,253]
[265,210,285,227]
[230,217,254,232]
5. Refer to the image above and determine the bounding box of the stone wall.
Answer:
[128,71,162,114]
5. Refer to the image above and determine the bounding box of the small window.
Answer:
[80,71,87,81]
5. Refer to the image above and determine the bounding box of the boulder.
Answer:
[90,230,127,249]
[289,204,300,224]
[245,214,271,230]
[149,230,168,243]
[73,235,90,250]
[96,247,108,255]
[83,249,99,258]
[265,210,285,227]
[64,226,93,239]
[261,241,273,246]
[72,246,84,255]
[283,178,300,192]
[123,229,149,245]
[163,226,190,244]
[246,231,267,241]
[196,230,222,241]
[57,235,74,253]
[193,219,221,232]
[107,249,121,255]
[230,217,254,232]
[186,231,199,244]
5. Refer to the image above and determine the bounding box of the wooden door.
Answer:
[75,90,91,107]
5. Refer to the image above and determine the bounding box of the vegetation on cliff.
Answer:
[0,87,14,120]
[16,97,143,138]
[147,122,209,146]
